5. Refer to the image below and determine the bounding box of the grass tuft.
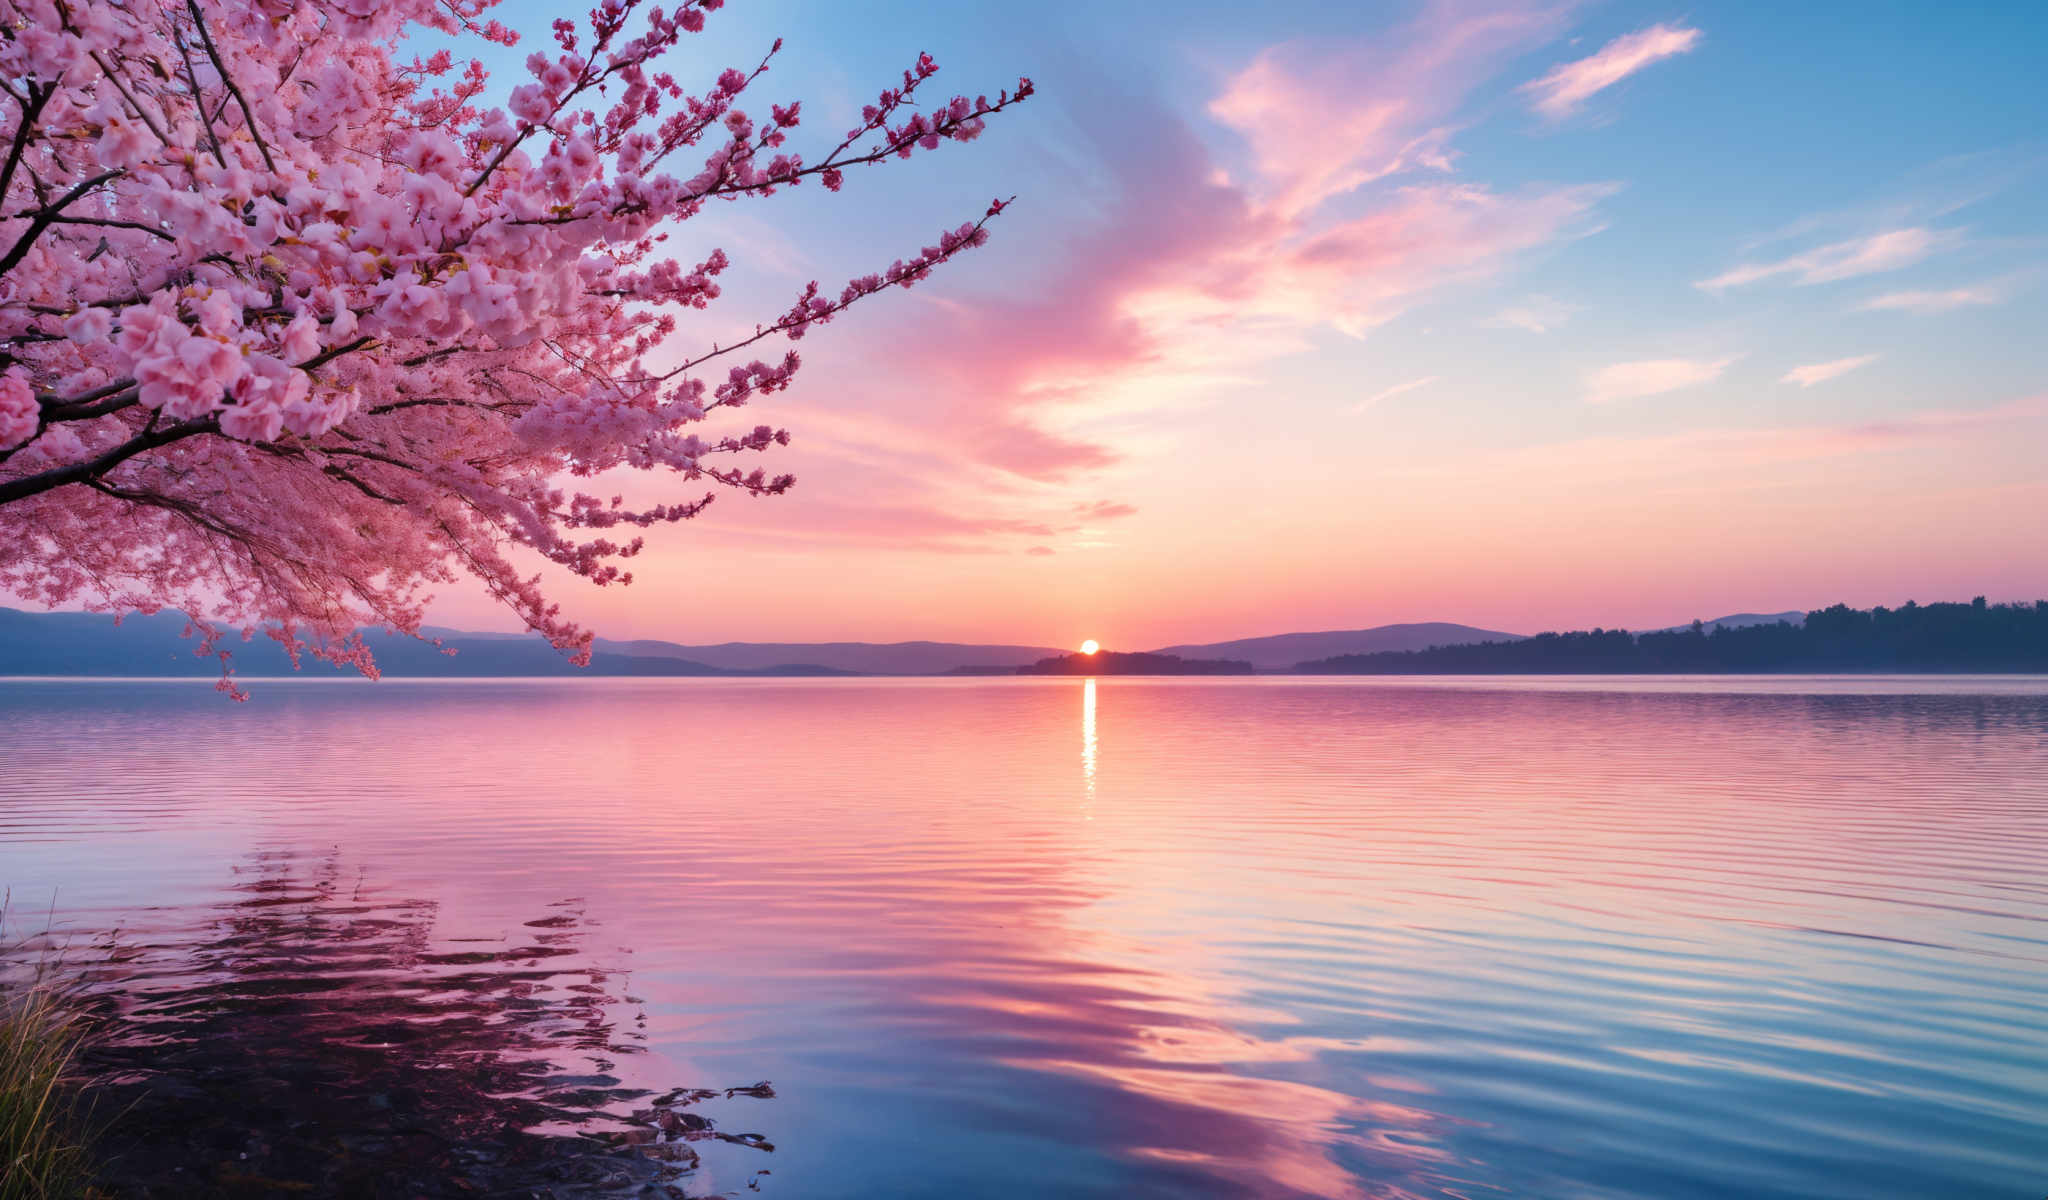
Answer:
[1,958,95,1200]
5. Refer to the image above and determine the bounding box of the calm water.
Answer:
[3,676,2047,1197]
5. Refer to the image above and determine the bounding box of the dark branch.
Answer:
[0,168,125,277]
[0,415,218,505]
[185,0,276,173]
[0,84,53,211]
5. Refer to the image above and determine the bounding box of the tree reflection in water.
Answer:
[43,853,773,1198]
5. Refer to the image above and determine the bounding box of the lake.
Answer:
[3,676,2046,1198]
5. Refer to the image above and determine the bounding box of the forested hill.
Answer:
[1298,600,2048,673]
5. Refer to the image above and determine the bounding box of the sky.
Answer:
[441,1,2048,648]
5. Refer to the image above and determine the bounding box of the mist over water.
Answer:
[4,677,2047,1198]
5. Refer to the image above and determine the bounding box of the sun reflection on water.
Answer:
[1081,677,1097,812]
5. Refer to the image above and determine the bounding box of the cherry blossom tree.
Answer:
[0,0,1030,694]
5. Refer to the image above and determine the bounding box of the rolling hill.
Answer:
[0,609,1833,678]
[1146,622,1526,671]
[0,609,1052,677]
[591,637,1064,674]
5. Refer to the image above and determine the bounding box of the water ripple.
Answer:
[3,676,2046,1198]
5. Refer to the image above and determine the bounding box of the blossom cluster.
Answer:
[0,0,1029,693]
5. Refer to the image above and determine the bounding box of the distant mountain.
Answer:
[1,607,225,676]
[0,609,828,677]
[0,609,1048,677]
[6,607,1868,680]
[1650,612,1806,634]
[591,637,1064,675]
[1147,622,1524,671]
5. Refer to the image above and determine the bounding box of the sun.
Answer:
[1079,639,1101,656]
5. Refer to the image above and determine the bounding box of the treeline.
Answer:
[1298,599,2048,674]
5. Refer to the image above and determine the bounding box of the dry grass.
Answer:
[1,919,95,1200]
[1,980,93,1200]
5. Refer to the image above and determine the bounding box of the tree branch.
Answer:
[0,84,52,211]
[40,382,140,423]
[36,214,175,241]
[172,19,228,169]
[0,415,217,504]
[0,169,125,277]
[646,198,1012,384]
[185,0,276,173]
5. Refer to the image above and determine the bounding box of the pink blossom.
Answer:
[282,389,356,438]
[219,398,285,443]
[0,0,1031,691]
[279,313,323,364]
[193,289,240,338]
[63,308,113,345]
[0,370,36,450]
[14,423,86,469]
[93,117,152,169]
[509,83,553,125]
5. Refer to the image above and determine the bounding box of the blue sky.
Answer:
[436,0,2048,646]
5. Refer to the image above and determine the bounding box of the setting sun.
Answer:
[1079,640,1101,655]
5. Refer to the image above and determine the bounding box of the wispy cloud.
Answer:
[1736,149,2045,255]
[707,3,1627,574]
[697,497,1133,555]
[1356,376,1441,410]
[1073,500,1139,522]
[1522,23,1702,119]
[1408,395,2048,481]
[1265,181,1615,336]
[1585,356,1732,404]
[1782,355,1878,386]
[1859,284,2002,313]
[862,16,1617,483]
[1486,294,1578,332]
[1211,1,1574,218]
[1697,227,1958,291]
[643,426,1146,555]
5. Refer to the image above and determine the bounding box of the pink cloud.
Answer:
[1697,227,1958,291]
[965,419,1123,479]
[1268,182,1614,334]
[854,109,1276,480]
[1356,376,1441,411]
[1211,1,1576,217]
[869,58,1613,482]
[1486,293,1578,332]
[1521,23,1702,119]
[1800,394,2048,453]
[1781,355,1877,387]
[736,0,1617,585]
[1859,284,2003,313]
[1584,356,1733,404]
[630,497,1056,555]
[1431,394,2048,480]
[653,464,1144,557]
